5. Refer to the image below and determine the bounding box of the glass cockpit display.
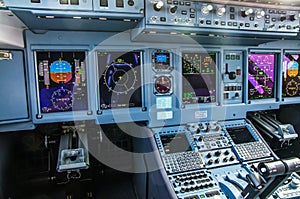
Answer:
[282,53,300,97]
[160,133,192,154]
[182,52,217,104]
[248,54,275,100]
[36,51,88,113]
[98,51,142,109]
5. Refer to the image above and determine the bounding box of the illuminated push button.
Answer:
[116,0,124,7]
[60,0,68,4]
[100,0,108,6]
[70,0,79,5]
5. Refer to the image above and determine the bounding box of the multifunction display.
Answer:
[227,126,256,144]
[282,53,300,97]
[182,52,217,104]
[248,53,275,100]
[36,51,88,113]
[98,51,142,109]
[160,133,192,154]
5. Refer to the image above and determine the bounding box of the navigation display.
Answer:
[98,51,142,109]
[182,52,217,104]
[36,51,88,113]
[282,53,300,97]
[248,54,275,100]
[160,133,192,154]
[227,126,256,144]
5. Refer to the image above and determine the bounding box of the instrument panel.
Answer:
[26,35,300,124]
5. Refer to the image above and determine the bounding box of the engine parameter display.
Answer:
[160,133,192,154]
[182,52,217,104]
[98,51,142,109]
[282,53,300,97]
[36,51,88,113]
[248,54,275,100]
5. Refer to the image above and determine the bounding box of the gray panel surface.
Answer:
[0,50,28,122]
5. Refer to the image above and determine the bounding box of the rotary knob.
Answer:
[241,8,253,17]
[216,7,226,16]
[170,5,178,14]
[290,14,299,22]
[208,159,214,165]
[215,150,221,157]
[256,10,265,19]
[201,4,213,15]
[290,178,300,188]
[154,0,164,11]
[280,16,287,21]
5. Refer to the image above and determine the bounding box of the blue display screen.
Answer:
[156,54,167,63]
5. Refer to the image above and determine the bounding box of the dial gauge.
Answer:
[155,75,172,94]
[286,79,299,96]
[50,87,73,111]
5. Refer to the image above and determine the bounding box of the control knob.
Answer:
[208,159,214,165]
[256,10,265,19]
[201,4,213,15]
[290,14,299,22]
[216,7,226,16]
[215,150,221,157]
[170,5,178,14]
[241,8,253,18]
[290,178,300,188]
[154,0,164,11]
[280,16,287,21]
